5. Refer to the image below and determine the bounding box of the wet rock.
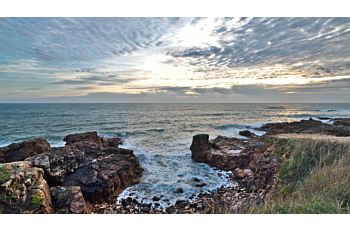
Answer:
[239,130,257,138]
[175,199,186,206]
[196,183,207,187]
[175,188,183,193]
[122,197,133,206]
[193,178,200,182]
[152,196,160,201]
[0,139,50,163]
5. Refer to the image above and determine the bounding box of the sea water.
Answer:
[1,103,350,208]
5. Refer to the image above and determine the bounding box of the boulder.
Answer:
[50,186,91,214]
[0,161,53,214]
[239,130,257,138]
[0,139,50,163]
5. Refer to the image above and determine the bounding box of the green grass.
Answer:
[31,195,45,206]
[249,138,350,214]
[0,166,11,184]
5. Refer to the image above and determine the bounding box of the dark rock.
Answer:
[190,134,212,162]
[175,199,186,206]
[193,178,200,182]
[0,139,50,163]
[196,183,206,187]
[63,131,122,148]
[25,132,144,203]
[190,135,257,171]
[333,118,350,127]
[175,188,183,193]
[239,130,256,138]
[50,186,90,214]
[122,197,133,206]
[255,119,350,136]
[141,207,150,213]
[152,196,160,201]
[154,203,160,206]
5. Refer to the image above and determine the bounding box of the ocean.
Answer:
[1,103,350,208]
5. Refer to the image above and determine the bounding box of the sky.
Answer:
[1,16,350,103]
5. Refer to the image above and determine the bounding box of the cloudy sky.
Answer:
[1,17,350,103]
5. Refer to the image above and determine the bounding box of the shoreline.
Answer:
[1,117,350,213]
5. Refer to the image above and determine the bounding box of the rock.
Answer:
[0,161,53,214]
[0,139,50,163]
[63,131,122,148]
[333,118,350,127]
[196,183,206,187]
[202,200,209,209]
[175,199,186,206]
[121,197,133,206]
[141,207,150,213]
[193,178,200,182]
[152,196,160,201]
[239,130,256,138]
[25,132,144,203]
[233,168,254,179]
[50,186,90,214]
[190,135,259,171]
[190,134,212,162]
[255,119,350,136]
[175,188,183,193]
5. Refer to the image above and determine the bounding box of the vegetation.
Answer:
[31,195,45,206]
[0,166,11,184]
[249,138,350,214]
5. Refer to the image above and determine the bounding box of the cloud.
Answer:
[167,17,350,79]
[0,17,201,63]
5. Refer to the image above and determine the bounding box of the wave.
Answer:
[318,109,350,113]
[211,123,254,130]
[266,106,286,110]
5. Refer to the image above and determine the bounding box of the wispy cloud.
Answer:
[1,17,350,102]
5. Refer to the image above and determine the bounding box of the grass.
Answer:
[0,166,11,184]
[31,195,45,206]
[248,138,350,214]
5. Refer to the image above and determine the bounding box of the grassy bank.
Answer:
[249,137,350,214]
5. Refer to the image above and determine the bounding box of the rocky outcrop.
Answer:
[1,131,143,213]
[25,132,143,203]
[50,186,91,214]
[255,119,350,136]
[332,118,350,127]
[0,161,53,214]
[191,134,265,172]
[63,131,122,148]
[0,139,50,163]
